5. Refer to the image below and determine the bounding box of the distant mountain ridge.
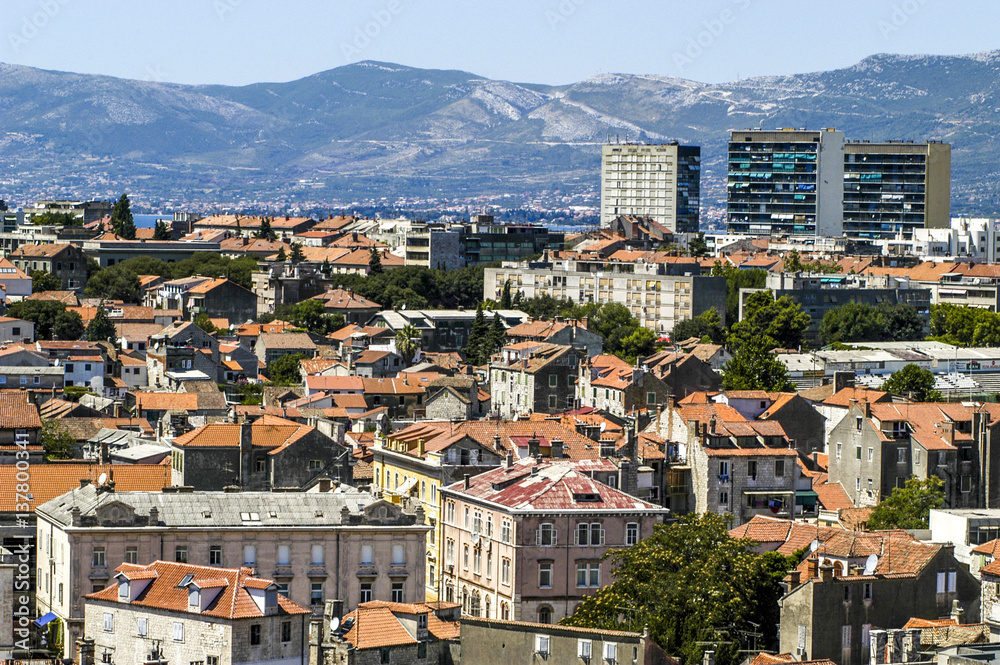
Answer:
[2,51,1000,213]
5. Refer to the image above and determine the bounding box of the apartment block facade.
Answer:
[601,142,701,233]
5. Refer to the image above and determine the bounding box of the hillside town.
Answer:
[2,127,1000,665]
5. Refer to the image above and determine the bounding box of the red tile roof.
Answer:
[86,560,310,619]
[171,415,313,451]
[0,391,43,429]
[0,463,170,512]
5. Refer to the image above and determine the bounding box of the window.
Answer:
[278,545,290,565]
[250,624,262,646]
[472,511,482,536]
[309,459,322,470]
[775,460,785,478]
[173,621,184,642]
[647,391,657,405]
[103,613,114,632]
[244,545,256,566]
[311,583,323,605]
[311,545,324,566]
[863,583,872,600]
[281,621,291,643]
[856,445,862,461]
[856,416,863,431]
[841,625,851,650]
[381,647,391,664]
[446,539,454,565]
[719,491,728,505]
[915,450,922,465]
[473,547,482,575]
[418,642,427,659]
[486,550,493,579]
[209,545,222,566]
[118,581,129,599]
[502,557,511,585]
[464,507,470,529]
[719,460,729,477]
[429,563,436,586]
[446,501,455,523]
[392,581,404,603]
[486,513,493,537]
[93,547,106,567]
[463,544,470,570]
[175,546,188,564]
[577,562,600,587]
[392,544,405,565]
[748,460,758,480]
[502,602,510,620]
[549,375,558,387]
[501,519,512,543]
[604,642,618,663]
[362,545,374,565]
[856,478,861,492]
[536,634,551,655]
[66,363,74,373]
[548,395,557,409]
[537,523,556,546]
[125,546,138,564]
[539,562,552,588]
[360,582,372,603]
[137,617,147,637]
[579,640,593,660]
[961,475,972,493]
[897,448,906,463]
[837,443,842,459]
[626,522,639,546]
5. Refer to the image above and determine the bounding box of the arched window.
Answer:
[470,590,481,616]
[484,595,491,618]
[501,601,510,620]
[394,473,399,489]
[537,606,552,624]
[462,587,469,614]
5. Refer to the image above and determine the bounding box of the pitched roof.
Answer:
[972,538,1000,558]
[136,392,200,412]
[0,463,169,513]
[258,332,317,350]
[342,606,419,649]
[0,391,43,429]
[443,458,665,513]
[813,481,854,511]
[353,600,461,641]
[86,560,310,619]
[310,289,380,310]
[11,243,74,258]
[171,416,313,451]
[823,387,892,407]
[730,515,846,556]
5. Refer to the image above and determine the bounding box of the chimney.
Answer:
[951,599,965,624]
[550,438,563,459]
[148,506,159,525]
[528,436,540,458]
[862,399,871,419]
[318,478,332,492]
[709,416,717,435]
[79,478,91,488]
[834,371,855,392]
[703,651,715,665]
[417,438,425,457]
[806,557,818,579]
[505,451,514,469]
[787,570,801,586]
[819,561,834,583]
[848,397,858,412]
[464,474,470,489]
[580,316,589,330]
[942,422,955,447]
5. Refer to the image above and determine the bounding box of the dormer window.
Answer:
[177,573,194,588]
[189,588,200,608]
[118,580,129,599]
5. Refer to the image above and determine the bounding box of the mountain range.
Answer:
[2,51,1000,215]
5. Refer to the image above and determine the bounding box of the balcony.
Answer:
[272,565,293,578]
[307,565,327,578]
[356,564,378,579]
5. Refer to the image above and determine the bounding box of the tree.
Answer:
[880,303,925,342]
[619,327,657,364]
[152,220,171,240]
[84,264,142,303]
[500,279,513,309]
[881,363,942,401]
[867,476,945,530]
[687,232,709,258]
[783,249,804,273]
[728,290,810,352]
[710,262,766,327]
[930,304,1000,347]
[462,305,491,365]
[192,313,218,335]
[8,300,67,340]
[290,243,305,264]
[31,269,62,293]
[562,513,794,665]
[368,247,384,274]
[321,258,332,276]
[275,245,287,262]
[54,310,85,341]
[671,308,723,344]
[395,324,422,367]
[267,352,308,385]
[255,217,277,242]
[486,313,507,359]
[0,198,7,212]
[42,419,76,460]
[819,302,888,346]
[110,193,136,240]
[722,336,795,391]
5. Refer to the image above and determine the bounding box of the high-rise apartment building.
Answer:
[843,140,951,239]
[726,129,951,240]
[726,128,845,237]
[600,142,700,232]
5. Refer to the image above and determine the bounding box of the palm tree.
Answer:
[395,324,422,367]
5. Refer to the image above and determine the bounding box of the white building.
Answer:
[600,142,700,232]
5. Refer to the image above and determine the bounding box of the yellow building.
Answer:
[372,422,504,601]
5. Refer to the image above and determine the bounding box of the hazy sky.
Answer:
[3,0,998,86]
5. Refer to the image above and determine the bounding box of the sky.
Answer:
[2,1,999,87]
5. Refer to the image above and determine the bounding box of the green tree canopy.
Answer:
[867,476,945,530]
[930,304,1000,347]
[562,513,795,665]
[152,220,171,240]
[33,211,81,227]
[395,324,422,367]
[85,307,118,343]
[819,302,924,346]
[671,307,724,344]
[500,280,513,309]
[8,300,68,340]
[54,310,85,341]
[687,232,709,258]
[272,298,343,335]
[42,420,76,460]
[368,247,384,274]
[31,269,62,293]
[880,363,942,402]
[290,243,305,264]
[84,265,142,303]
[192,313,219,335]
[709,262,767,326]
[728,290,810,352]
[254,217,277,242]
[462,305,491,365]
[722,335,795,391]
[275,245,287,262]
[110,193,136,240]
[267,352,308,385]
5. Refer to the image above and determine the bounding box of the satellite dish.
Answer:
[330,617,341,633]
[809,539,820,553]
[512,414,518,422]
[863,554,879,576]
[97,472,108,486]
[599,422,607,433]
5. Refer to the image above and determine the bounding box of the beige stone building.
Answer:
[36,486,430,658]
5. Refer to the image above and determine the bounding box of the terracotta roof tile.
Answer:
[171,416,313,450]
[342,606,419,648]
[0,391,43,429]
[0,463,169,512]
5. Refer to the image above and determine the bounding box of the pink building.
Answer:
[439,456,668,625]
